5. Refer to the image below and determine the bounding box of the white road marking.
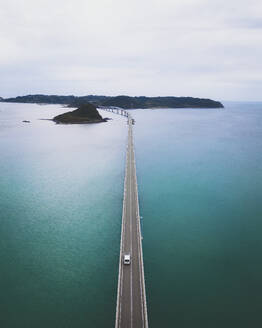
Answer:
[129,126,133,328]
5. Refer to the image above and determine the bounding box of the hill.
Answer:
[0,94,108,106]
[0,94,224,108]
[101,96,223,109]
[53,103,107,124]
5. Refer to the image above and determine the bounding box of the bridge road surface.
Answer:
[115,117,148,328]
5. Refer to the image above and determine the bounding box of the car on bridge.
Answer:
[123,254,131,265]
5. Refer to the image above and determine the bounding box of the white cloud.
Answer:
[0,0,261,100]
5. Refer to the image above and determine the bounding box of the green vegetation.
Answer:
[53,103,107,124]
[102,95,223,108]
[0,94,224,108]
[0,94,107,105]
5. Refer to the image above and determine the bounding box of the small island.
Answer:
[53,103,107,124]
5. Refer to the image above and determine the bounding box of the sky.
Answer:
[0,0,262,101]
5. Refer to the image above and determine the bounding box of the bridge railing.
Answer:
[98,106,129,118]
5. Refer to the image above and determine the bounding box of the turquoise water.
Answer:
[132,102,262,327]
[0,103,126,327]
[1,102,262,327]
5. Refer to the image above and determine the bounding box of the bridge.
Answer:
[98,106,129,117]
[98,107,148,327]
[115,115,148,328]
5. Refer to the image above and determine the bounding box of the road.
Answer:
[115,117,148,328]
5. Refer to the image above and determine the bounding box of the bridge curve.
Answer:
[98,106,129,117]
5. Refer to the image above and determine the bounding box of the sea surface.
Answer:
[0,101,262,327]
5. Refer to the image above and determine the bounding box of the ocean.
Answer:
[0,101,261,327]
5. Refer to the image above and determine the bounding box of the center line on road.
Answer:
[129,126,133,328]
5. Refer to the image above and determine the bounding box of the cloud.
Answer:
[0,0,261,100]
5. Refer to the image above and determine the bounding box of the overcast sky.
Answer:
[0,0,261,100]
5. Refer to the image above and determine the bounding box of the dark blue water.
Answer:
[0,101,261,327]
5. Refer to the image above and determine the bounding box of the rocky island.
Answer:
[53,103,107,124]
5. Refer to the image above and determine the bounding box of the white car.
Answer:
[123,254,131,265]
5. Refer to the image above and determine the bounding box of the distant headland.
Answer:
[0,94,224,109]
[53,103,108,124]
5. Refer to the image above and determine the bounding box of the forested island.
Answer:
[0,94,224,109]
[53,103,107,124]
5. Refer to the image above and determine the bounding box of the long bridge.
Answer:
[99,107,149,327]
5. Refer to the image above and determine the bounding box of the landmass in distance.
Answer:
[0,94,224,109]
